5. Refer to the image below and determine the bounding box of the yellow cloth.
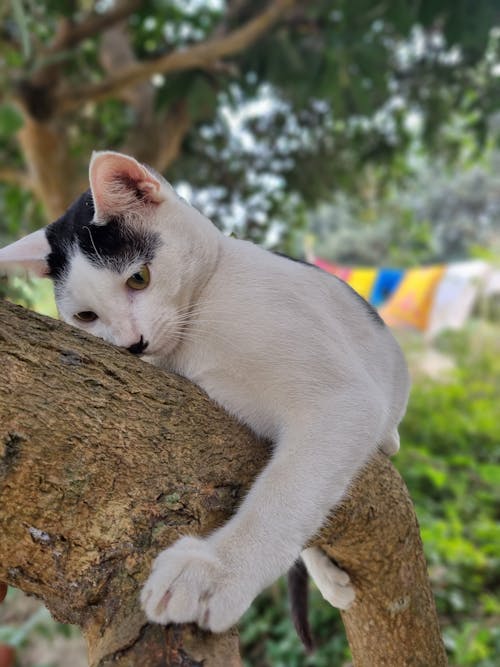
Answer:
[347,268,377,300]
[380,266,445,330]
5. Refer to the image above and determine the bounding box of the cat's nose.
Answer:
[127,336,148,355]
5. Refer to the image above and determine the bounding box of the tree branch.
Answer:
[121,98,192,174]
[153,99,192,173]
[16,114,79,218]
[98,25,193,173]
[54,0,296,114]
[0,299,447,666]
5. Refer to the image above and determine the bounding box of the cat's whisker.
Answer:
[163,322,242,353]
[169,325,239,349]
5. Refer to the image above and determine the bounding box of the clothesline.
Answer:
[312,258,499,337]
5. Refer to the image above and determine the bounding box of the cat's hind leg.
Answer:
[301,546,355,610]
[380,428,400,456]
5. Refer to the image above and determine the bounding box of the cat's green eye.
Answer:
[127,265,150,290]
[75,311,98,322]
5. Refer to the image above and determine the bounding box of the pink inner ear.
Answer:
[89,151,163,221]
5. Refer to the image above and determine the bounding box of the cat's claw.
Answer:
[140,535,252,632]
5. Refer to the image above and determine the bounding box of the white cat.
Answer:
[0,151,410,638]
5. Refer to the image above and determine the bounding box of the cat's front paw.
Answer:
[140,536,253,632]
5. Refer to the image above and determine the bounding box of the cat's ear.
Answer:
[89,151,164,223]
[0,228,51,277]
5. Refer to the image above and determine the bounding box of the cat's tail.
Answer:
[287,558,314,653]
[288,547,356,653]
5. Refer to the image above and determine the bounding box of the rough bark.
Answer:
[0,300,447,666]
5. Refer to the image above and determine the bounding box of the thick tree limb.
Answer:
[54,0,296,113]
[15,115,80,219]
[152,100,192,174]
[0,300,447,666]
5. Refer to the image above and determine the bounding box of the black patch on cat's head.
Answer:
[45,190,161,281]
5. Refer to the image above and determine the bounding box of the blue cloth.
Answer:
[370,268,404,307]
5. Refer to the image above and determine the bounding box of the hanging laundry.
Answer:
[370,268,404,307]
[426,261,491,338]
[379,266,445,330]
[313,258,352,282]
[347,268,378,300]
[312,255,496,334]
[484,269,500,297]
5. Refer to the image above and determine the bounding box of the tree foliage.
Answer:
[309,147,500,266]
[0,0,499,249]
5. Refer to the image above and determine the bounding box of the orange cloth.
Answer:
[380,266,446,330]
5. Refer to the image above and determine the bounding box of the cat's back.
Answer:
[169,236,409,440]
[186,236,407,384]
[212,237,391,344]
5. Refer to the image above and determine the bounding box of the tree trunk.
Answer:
[16,113,82,219]
[0,300,447,666]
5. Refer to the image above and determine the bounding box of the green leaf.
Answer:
[477,463,500,486]
[0,104,24,136]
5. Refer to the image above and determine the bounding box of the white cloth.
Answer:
[427,260,491,338]
[484,269,500,296]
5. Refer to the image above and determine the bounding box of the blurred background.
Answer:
[0,1,499,665]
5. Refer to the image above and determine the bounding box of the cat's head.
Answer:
[0,151,221,359]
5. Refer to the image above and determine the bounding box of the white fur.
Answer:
[301,547,355,610]
[0,228,51,277]
[0,152,411,632]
